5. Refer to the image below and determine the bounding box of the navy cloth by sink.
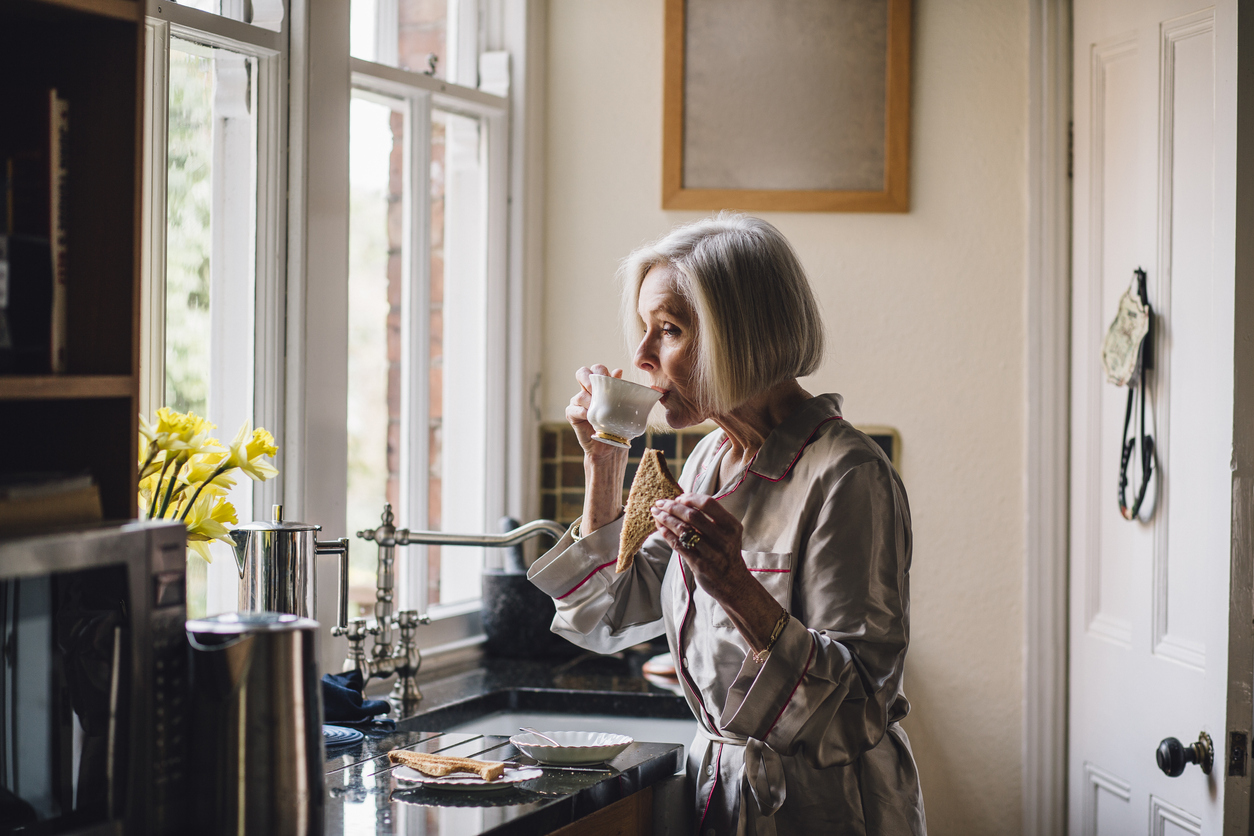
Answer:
[322,671,391,723]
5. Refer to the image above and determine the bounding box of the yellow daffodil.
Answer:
[183,474,234,498]
[138,408,280,559]
[150,408,223,458]
[139,412,159,445]
[166,430,224,459]
[224,423,280,482]
[182,452,234,489]
[154,406,205,438]
[184,493,239,563]
[154,406,184,435]
[246,428,278,459]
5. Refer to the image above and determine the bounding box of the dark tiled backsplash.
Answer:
[538,423,714,526]
[538,422,900,528]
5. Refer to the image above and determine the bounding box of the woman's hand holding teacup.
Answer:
[567,365,627,463]
[568,365,630,535]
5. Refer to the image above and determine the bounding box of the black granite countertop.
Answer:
[323,653,691,835]
[325,730,681,836]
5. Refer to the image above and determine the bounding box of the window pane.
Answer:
[350,0,380,62]
[167,40,257,618]
[352,0,448,76]
[428,109,486,608]
[165,45,212,417]
[173,0,219,14]
[168,0,283,28]
[347,94,405,617]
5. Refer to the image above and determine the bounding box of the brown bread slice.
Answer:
[388,749,506,781]
[616,449,682,573]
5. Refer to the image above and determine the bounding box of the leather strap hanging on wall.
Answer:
[1101,267,1155,521]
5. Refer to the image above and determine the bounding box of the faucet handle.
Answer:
[393,610,430,629]
[389,610,428,707]
[334,618,374,683]
[332,617,370,640]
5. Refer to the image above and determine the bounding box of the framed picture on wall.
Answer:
[662,0,912,213]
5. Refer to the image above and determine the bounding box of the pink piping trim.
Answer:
[712,456,755,499]
[677,557,721,731]
[751,415,844,483]
[556,560,616,600]
[694,435,729,485]
[762,632,817,741]
[697,742,724,835]
[748,567,790,574]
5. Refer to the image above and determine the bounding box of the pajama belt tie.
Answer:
[697,727,788,821]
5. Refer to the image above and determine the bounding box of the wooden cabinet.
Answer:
[0,0,144,521]
[551,787,653,836]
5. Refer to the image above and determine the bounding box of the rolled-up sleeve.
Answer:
[717,458,910,767]
[528,516,674,653]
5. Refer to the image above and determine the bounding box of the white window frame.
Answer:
[350,57,510,650]
[141,1,288,522]
[141,0,529,665]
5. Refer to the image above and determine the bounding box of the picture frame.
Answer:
[662,0,912,213]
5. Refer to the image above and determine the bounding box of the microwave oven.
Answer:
[0,521,188,835]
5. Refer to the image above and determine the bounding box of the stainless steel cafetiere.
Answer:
[187,612,324,836]
[230,504,349,629]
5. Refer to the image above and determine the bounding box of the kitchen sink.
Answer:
[395,678,697,761]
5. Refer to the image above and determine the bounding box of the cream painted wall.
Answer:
[542,2,1028,833]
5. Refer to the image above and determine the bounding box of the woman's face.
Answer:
[633,266,703,428]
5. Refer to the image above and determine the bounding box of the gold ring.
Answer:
[679,528,701,550]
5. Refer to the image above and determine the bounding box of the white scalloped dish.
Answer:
[509,731,634,765]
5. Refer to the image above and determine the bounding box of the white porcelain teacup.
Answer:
[587,374,663,448]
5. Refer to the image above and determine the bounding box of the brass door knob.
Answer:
[1157,732,1213,776]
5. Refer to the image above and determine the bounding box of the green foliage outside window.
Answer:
[165,48,213,416]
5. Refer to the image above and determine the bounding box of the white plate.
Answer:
[393,764,543,792]
[509,731,633,765]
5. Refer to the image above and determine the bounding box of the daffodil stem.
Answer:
[156,459,185,520]
[148,456,174,520]
[138,443,160,483]
[180,464,233,521]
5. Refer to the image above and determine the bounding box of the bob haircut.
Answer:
[621,213,826,416]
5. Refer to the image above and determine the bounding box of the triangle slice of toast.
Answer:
[616,449,682,572]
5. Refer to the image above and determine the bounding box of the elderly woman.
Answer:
[528,215,926,835]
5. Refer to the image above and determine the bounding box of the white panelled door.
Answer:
[1071,1,1239,834]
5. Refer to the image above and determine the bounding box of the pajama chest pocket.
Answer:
[711,551,793,628]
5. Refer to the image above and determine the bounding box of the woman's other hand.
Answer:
[651,494,749,597]
[652,494,783,653]
[568,365,630,535]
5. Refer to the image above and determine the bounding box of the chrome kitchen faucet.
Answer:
[336,504,567,710]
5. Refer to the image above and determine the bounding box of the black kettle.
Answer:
[481,517,580,658]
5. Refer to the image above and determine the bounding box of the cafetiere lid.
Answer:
[231,504,322,532]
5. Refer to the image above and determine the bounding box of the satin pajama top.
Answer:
[528,394,927,836]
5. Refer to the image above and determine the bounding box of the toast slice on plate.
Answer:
[388,749,506,781]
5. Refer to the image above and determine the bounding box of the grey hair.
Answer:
[620,213,826,415]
